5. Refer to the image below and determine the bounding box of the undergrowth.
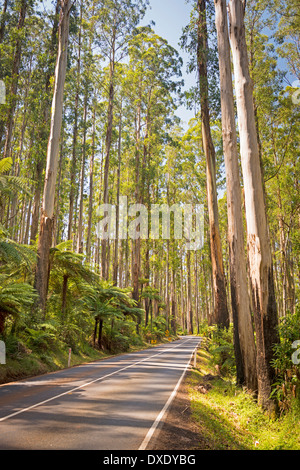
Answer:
[188,321,300,450]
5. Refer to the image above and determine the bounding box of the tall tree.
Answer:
[228,0,280,412]
[2,0,29,161]
[35,0,72,315]
[96,0,149,279]
[214,0,257,391]
[197,0,229,328]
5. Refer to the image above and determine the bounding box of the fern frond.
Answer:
[0,157,12,175]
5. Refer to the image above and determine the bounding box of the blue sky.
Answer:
[143,0,191,49]
[42,0,196,126]
[142,0,196,127]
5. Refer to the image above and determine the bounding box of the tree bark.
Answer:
[214,0,257,392]
[35,0,71,316]
[101,35,116,280]
[30,0,60,245]
[186,249,193,334]
[113,102,123,285]
[132,95,142,315]
[228,0,279,412]
[0,0,8,44]
[76,91,88,254]
[3,0,27,160]
[86,104,96,262]
[61,274,68,323]
[67,0,82,242]
[98,318,103,349]
[197,0,229,329]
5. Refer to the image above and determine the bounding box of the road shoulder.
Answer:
[146,371,202,451]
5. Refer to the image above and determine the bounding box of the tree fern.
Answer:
[0,274,37,333]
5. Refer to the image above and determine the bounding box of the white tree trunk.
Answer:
[197,0,229,328]
[228,0,279,412]
[214,0,257,392]
[43,0,71,218]
[35,0,71,315]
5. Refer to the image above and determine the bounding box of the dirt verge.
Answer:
[147,371,206,451]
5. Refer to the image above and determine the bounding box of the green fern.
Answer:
[0,158,13,174]
[0,157,32,198]
[0,274,37,333]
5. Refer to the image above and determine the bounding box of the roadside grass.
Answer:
[0,343,109,384]
[188,347,300,450]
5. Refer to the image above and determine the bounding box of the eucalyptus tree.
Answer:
[2,0,33,161]
[243,0,299,319]
[228,0,280,412]
[121,26,183,313]
[214,0,257,391]
[94,0,149,280]
[35,0,72,316]
[273,0,300,81]
[196,0,229,328]
[180,1,229,329]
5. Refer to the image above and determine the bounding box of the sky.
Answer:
[41,0,196,127]
[141,0,196,127]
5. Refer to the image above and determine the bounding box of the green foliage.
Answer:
[0,157,32,201]
[189,340,300,450]
[0,274,37,330]
[142,315,169,343]
[102,317,143,353]
[271,307,300,412]
[24,325,56,353]
[198,323,236,377]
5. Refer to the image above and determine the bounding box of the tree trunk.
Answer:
[102,36,116,280]
[53,122,65,246]
[76,91,88,254]
[98,318,103,349]
[228,0,279,412]
[3,0,27,160]
[0,0,8,44]
[35,0,71,316]
[186,249,193,334]
[30,0,60,245]
[61,274,68,323]
[170,266,176,334]
[197,0,229,329]
[214,0,257,392]
[30,159,43,244]
[67,1,82,242]
[132,96,142,320]
[93,318,99,346]
[86,104,96,262]
[113,103,122,285]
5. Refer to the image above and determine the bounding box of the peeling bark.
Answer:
[228,0,279,411]
[214,0,257,391]
[197,0,229,329]
[35,1,71,316]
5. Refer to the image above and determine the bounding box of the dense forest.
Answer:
[0,0,299,416]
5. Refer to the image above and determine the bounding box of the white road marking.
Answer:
[0,338,196,424]
[138,345,198,451]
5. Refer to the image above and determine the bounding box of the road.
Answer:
[0,336,200,450]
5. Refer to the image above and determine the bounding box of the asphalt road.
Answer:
[0,336,200,450]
